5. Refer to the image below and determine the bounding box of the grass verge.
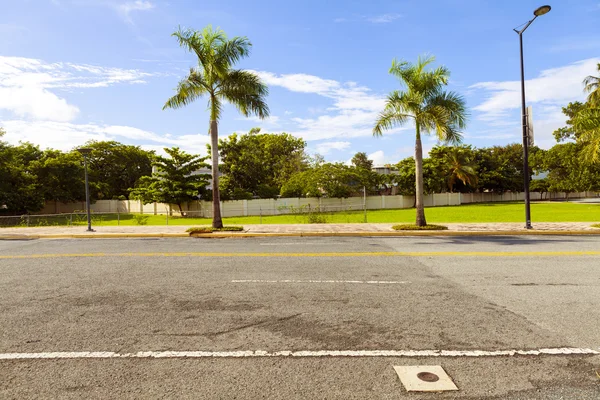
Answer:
[186,226,244,235]
[392,224,449,231]
[592,224,600,229]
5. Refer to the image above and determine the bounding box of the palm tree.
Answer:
[373,55,467,226]
[584,63,600,107]
[164,26,269,228]
[445,148,478,192]
[573,107,600,163]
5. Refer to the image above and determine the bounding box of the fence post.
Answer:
[260,207,262,224]
[166,212,169,226]
[26,215,30,227]
[117,211,120,226]
[70,213,73,227]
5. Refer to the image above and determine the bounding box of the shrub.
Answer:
[187,226,244,235]
[133,215,149,225]
[592,224,600,229]
[392,224,448,231]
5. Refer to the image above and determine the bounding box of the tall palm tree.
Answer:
[584,63,600,107]
[164,26,269,228]
[373,55,467,226]
[445,148,478,192]
[573,107,600,163]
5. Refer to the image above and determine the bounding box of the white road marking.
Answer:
[230,280,409,284]
[1,348,598,360]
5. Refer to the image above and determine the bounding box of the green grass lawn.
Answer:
[6,201,598,227]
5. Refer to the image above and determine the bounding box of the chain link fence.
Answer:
[0,204,369,227]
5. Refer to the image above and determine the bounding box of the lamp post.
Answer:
[77,148,94,232]
[514,5,551,230]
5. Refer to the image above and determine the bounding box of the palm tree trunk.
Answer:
[210,120,224,228]
[414,123,427,226]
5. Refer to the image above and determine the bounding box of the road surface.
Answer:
[1,236,599,399]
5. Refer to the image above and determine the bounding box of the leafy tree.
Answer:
[280,163,362,198]
[30,150,85,204]
[542,143,600,196]
[84,141,153,200]
[216,129,307,199]
[351,152,381,194]
[529,178,549,200]
[307,153,326,168]
[373,55,467,226]
[584,63,600,106]
[351,152,373,170]
[393,157,446,197]
[553,102,587,142]
[0,141,45,214]
[130,147,210,215]
[474,144,525,193]
[164,26,269,228]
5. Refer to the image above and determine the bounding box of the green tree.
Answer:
[584,63,600,106]
[280,163,362,198]
[84,141,153,200]
[572,107,600,163]
[164,26,269,228]
[543,143,600,196]
[351,152,374,170]
[553,102,587,142]
[373,55,467,226]
[0,141,45,214]
[529,178,549,200]
[216,129,307,199]
[30,150,85,204]
[474,144,525,193]
[443,147,478,192]
[130,147,210,215]
[351,152,381,194]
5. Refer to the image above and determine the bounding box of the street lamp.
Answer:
[77,148,94,232]
[513,5,551,230]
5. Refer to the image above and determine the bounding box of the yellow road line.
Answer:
[1,251,600,259]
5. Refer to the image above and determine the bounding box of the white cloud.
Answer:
[368,150,386,165]
[366,13,402,23]
[0,120,211,156]
[471,58,599,118]
[0,56,154,122]
[314,141,351,155]
[470,57,600,148]
[115,0,155,24]
[253,70,405,141]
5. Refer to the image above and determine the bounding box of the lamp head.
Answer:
[534,5,551,16]
[77,148,92,156]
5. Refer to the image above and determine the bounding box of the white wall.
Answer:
[38,191,598,217]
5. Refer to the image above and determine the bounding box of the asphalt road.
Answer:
[0,236,599,399]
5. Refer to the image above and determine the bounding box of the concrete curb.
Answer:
[1,229,600,239]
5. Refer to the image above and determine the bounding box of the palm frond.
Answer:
[215,37,252,70]
[373,102,412,136]
[163,69,208,110]
[219,70,269,118]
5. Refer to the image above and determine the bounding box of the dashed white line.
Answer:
[1,348,598,360]
[231,280,409,284]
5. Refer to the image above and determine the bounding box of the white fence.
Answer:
[37,191,598,217]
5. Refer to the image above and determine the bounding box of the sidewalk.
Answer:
[0,222,599,239]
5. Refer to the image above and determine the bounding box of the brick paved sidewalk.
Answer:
[0,222,598,238]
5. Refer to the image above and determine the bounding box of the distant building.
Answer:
[372,166,393,175]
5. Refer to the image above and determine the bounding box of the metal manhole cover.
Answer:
[417,372,440,382]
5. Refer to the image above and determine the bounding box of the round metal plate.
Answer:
[417,372,440,382]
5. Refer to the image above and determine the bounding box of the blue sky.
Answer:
[1,0,599,165]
